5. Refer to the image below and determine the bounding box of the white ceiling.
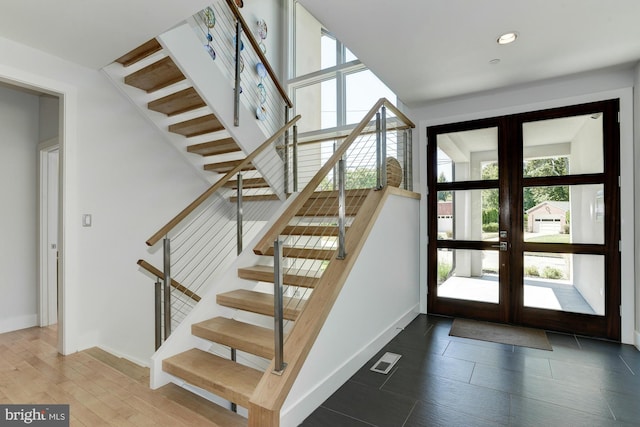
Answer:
[1,1,640,107]
[299,0,640,107]
[0,0,211,69]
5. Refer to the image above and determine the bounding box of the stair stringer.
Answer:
[158,23,285,199]
[102,51,221,186]
[149,193,299,391]
[252,188,421,426]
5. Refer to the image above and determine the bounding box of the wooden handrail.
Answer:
[253,98,414,255]
[137,259,201,302]
[224,0,293,108]
[146,115,301,246]
[249,186,411,424]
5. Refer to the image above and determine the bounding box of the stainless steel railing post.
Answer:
[236,173,243,255]
[284,107,290,194]
[163,238,172,339]
[337,159,347,260]
[273,239,287,374]
[155,278,162,350]
[407,128,413,191]
[293,125,299,192]
[402,130,409,191]
[233,21,242,127]
[381,106,387,188]
[376,112,382,189]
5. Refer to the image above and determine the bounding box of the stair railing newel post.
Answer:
[284,107,290,194]
[293,124,299,192]
[407,127,413,191]
[337,158,347,260]
[163,237,172,338]
[154,278,162,350]
[234,20,242,127]
[236,172,243,255]
[402,129,409,191]
[272,239,287,374]
[375,106,388,190]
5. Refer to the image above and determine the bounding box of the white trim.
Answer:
[38,139,59,327]
[0,63,79,355]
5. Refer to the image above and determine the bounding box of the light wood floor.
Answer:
[0,325,232,426]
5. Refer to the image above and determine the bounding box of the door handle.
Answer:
[491,242,508,251]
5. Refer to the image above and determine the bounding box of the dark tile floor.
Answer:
[301,315,640,426]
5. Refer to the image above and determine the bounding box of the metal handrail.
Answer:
[146,115,300,247]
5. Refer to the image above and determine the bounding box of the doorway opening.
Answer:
[427,99,621,340]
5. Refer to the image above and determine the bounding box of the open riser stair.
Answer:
[112,5,418,423]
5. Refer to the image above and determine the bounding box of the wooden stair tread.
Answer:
[281,224,340,237]
[224,177,269,189]
[157,383,248,427]
[124,56,185,93]
[216,289,305,321]
[169,114,224,137]
[205,159,256,174]
[163,348,261,408]
[263,246,336,260]
[229,194,279,203]
[296,189,369,217]
[148,87,206,117]
[115,39,162,67]
[188,138,240,157]
[224,178,269,189]
[238,265,320,288]
[192,317,275,359]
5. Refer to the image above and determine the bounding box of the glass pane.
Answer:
[437,249,499,304]
[321,34,336,69]
[437,189,499,241]
[523,113,603,177]
[294,3,322,77]
[436,127,498,183]
[345,70,395,125]
[293,79,336,132]
[524,253,604,315]
[523,184,604,244]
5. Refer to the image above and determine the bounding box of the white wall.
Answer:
[0,85,39,333]
[413,66,636,344]
[0,35,210,364]
[281,191,420,426]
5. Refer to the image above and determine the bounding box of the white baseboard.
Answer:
[0,314,38,334]
[280,306,419,427]
[94,344,151,369]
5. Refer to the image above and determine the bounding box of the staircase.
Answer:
[110,38,272,199]
[109,9,418,425]
[159,188,367,424]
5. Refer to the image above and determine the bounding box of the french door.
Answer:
[427,100,621,340]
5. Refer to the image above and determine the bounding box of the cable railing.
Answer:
[190,0,292,136]
[252,98,415,373]
[139,116,300,349]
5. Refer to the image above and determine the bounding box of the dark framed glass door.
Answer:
[427,99,621,340]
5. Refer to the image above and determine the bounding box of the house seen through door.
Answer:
[427,99,621,340]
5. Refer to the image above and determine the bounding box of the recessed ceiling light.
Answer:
[497,32,518,45]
